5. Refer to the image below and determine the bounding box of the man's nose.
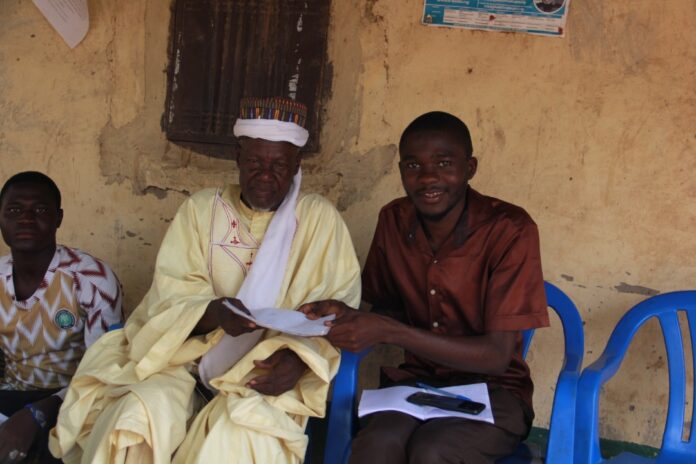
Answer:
[18,209,36,222]
[417,165,439,184]
[256,165,275,181]
[255,161,281,179]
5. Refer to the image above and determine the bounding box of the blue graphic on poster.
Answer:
[423,0,571,37]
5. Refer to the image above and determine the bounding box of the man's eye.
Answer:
[406,162,420,169]
[438,160,452,168]
[7,207,21,214]
[35,207,48,214]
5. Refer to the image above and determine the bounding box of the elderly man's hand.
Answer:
[297,299,353,320]
[208,297,258,337]
[247,349,307,396]
[0,408,39,463]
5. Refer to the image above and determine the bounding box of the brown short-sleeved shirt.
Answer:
[362,188,549,412]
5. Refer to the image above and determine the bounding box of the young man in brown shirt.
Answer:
[302,111,549,463]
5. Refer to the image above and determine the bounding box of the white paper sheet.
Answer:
[223,300,335,337]
[33,0,89,49]
[358,383,494,424]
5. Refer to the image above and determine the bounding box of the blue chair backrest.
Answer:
[324,281,584,464]
[575,291,696,464]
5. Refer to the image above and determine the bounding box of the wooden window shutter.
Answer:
[164,0,331,155]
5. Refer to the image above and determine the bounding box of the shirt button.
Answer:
[432,321,439,328]
[432,259,438,264]
[429,289,436,295]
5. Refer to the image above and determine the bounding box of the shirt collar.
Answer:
[0,247,62,277]
[1,246,61,308]
[405,187,494,250]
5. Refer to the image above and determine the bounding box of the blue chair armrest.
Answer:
[546,365,582,462]
[543,281,585,463]
[325,349,371,464]
[545,282,585,372]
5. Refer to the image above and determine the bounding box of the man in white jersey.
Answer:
[0,171,123,462]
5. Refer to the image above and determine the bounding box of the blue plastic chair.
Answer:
[574,291,696,464]
[324,281,584,464]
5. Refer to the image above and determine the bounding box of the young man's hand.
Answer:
[247,349,307,396]
[0,395,61,463]
[324,311,394,352]
[297,299,353,320]
[0,409,37,463]
[209,297,258,337]
[299,300,395,352]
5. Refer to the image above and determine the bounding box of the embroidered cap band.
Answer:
[233,97,310,147]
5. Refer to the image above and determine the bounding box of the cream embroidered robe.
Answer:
[49,185,361,464]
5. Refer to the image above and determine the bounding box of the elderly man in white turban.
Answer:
[49,97,361,464]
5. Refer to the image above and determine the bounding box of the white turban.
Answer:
[233,118,309,148]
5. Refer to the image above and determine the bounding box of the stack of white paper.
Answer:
[358,383,494,424]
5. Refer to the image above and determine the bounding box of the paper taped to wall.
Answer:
[33,0,89,49]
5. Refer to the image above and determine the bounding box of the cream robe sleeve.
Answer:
[49,190,223,463]
[125,189,224,378]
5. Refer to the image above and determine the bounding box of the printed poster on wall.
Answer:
[422,0,571,37]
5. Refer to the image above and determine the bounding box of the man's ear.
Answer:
[467,156,478,180]
[56,208,64,229]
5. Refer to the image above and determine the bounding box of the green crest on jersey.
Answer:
[55,309,76,329]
